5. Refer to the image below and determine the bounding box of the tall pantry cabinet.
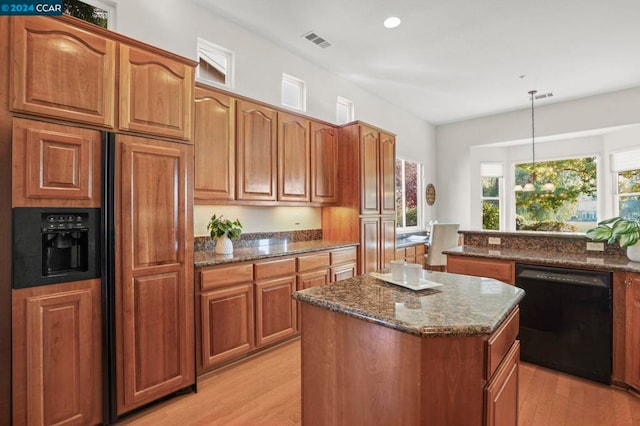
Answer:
[323,122,396,274]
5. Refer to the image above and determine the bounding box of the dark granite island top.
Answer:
[194,240,358,267]
[293,271,524,337]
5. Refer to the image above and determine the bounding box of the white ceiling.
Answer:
[195,0,640,125]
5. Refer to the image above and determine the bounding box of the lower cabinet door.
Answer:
[296,269,330,331]
[331,263,357,283]
[626,273,640,390]
[201,284,254,370]
[255,276,297,347]
[12,279,102,426]
[485,341,520,426]
[360,217,380,274]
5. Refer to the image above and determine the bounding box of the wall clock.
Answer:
[426,183,436,206]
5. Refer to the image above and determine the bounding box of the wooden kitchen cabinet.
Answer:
[193,85,235,202]
[323,121,396,275]
[236,100,278,201]
[10,16,116,127]
[330,247,358,282]
[310,121,338,204]
[116,134,194,414]
[255,258,297,347]
[485,341,520,426]
[12,279,102,426]
[278,112,310,202]
[397,243,426,266]
[625,272,640,390]
[12,118,102,207]
[119,44,194,141]
[447,255,515,284]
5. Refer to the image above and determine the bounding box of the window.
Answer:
[336,96,354,124]
[514,156,597,232]
[197,38,234,88]
[481,163,503,230]
[64,0,114,29]
[396,159,423,229]
[281,73,306,111]
[612,149,640,221]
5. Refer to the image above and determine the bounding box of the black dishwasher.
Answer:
[515,263,612,384]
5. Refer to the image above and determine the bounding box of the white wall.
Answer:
[437,87,640,229]
[110,0,437,235]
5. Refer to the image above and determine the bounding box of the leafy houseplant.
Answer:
[586,217,640,262]
[207,214,242,255]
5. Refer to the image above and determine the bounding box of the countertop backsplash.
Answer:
[194,228,323,252]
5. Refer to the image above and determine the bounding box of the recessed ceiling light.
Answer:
[383,16,401,29]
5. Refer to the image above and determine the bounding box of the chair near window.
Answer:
[424,224,460,271]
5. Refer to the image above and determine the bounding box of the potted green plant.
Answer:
[207,214,243,255]
[586,217,640,262]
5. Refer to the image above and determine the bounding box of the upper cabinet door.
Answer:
[236,100,277,201]
[194,86,235,202]
[310,122,338,204]
[360,125,380,214]
[278,112,310,202]
[119,44,194,141]
[12,118,102,207]
[10,16,116,127]
[379,132,396,215]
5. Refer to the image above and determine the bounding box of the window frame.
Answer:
[396,158,424,232]
[336,96,354,124]
[281,73,306,112]
[614,169,640,220]
[611,149,640,220]
[480,162,504,231]
[196,37,235,89]
[64,0,116,29]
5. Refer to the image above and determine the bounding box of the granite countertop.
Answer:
[396,239,430,249]
[444,245,640,273]
[293,271,524,338]
[194,240,359,267]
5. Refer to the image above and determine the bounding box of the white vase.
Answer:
[627,243,640,263]
[215,235,234,255]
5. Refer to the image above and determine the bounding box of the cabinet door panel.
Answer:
[236,100,277,201]
[116,135,194,414]
[381,217,396,270]
[201,284,254,370]
[194,86,235,201]
[278,112,310,201]
[626,273,640,389]
[331,263,356,283]
[12,280,102,426]
[379,132,396,215]
[360,217,380,274]
[119,45,194,141]
[311,122,338,203]
[485,341,519,426]
[255,276,297,347]
[360,126,380,214]
[10,16,116,127]
[12,118,101,207]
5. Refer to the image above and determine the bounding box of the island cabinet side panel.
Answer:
[301,304,422,426]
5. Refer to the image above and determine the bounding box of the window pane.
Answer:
[620,196,640,221]
[404,162,418,227]
[482,200,499,230]
[515,156,597,232]
[482,177,499,197]
[618,170,640,194]
[395,159,404,226]
[64,0,109,28]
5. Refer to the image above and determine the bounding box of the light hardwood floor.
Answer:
[119,338,640,425]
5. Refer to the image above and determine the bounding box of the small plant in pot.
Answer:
[586,217,640,262]
[207,214,243,255]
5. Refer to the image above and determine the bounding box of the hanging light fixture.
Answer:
[515,90,555,192]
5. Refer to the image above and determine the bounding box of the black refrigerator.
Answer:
[12,125,195,425]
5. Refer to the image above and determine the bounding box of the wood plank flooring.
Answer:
[119,339,640,425]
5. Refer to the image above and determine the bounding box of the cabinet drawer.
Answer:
[395,248,405,260]
[330,247,357,265]
[297,252,330,272]
[447,256,515,284]
[486,307,519,379]
[255,258,296,280]
[405,246,416,257]
[200,263,253,290]
[415,244,426,256]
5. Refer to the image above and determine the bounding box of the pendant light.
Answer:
[515,90,555,192]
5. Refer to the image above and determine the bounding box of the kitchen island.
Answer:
[293,271,524,426]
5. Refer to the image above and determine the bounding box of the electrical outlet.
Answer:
[488,237,501,245]
[294,215,301,226]
[586,242,604,251]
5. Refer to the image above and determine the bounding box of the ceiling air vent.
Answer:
[534,92,554,100]
[302,31,332,48]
